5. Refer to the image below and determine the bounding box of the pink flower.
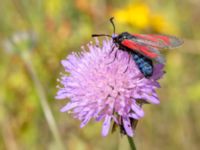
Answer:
[56,38,164,137]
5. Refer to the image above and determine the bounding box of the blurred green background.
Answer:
[0,0,200,150]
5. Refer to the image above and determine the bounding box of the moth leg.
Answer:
[123,53,131,73]
[108,44,115,56]
[107,48,118,64]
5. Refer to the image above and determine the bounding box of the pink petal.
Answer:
[129,113,140,119]
[102,115,111,136]
[143,94,160,104]
[60,102,77,112]
[131,104,144,117]
[122,117,134,137]
[80,115,91,128]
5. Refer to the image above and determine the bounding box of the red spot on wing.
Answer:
[132,34,183,48]
[150,35,170,44]
[133,34,158,42]
[121,39,158,59]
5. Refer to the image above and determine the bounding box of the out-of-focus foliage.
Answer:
[0,0,200,150]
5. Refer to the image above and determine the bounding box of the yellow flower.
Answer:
[113,2,178,33]
[114,3,150,29]
[151,14,178,34]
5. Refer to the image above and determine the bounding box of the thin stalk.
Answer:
[127,136,136,150]
[21,52,64,150]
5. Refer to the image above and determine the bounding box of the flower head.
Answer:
[56,38,164,137]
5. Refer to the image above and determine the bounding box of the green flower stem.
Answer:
[127,136,136,150]
[21,52,64,150]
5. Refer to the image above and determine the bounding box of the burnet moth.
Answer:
[92,17,183,78]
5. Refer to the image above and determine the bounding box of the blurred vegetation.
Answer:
[0,0,200,150]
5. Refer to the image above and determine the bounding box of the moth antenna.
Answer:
[92,18,115,38]
[92,34,112,38]
[110,17,116,35]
